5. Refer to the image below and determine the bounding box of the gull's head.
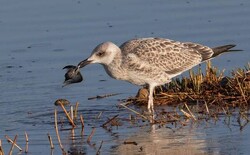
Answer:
[77,42,120,68]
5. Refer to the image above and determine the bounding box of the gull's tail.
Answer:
[212,44,242,58]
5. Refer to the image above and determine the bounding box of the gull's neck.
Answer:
[102,48,127,80]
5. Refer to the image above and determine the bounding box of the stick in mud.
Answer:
[8,135,17,155]
[87,127,96,143]
[4,135,22,152]
[47,133,54,149]
[96,140,103,155]
[24,131,28,153]
[54,109,66,154]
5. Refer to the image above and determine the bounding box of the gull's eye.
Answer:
[96,51,105,57]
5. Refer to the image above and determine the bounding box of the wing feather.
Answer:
[121,38,205,75]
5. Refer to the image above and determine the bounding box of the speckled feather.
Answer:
[117,38,213,85]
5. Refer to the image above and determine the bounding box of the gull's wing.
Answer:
[121,38,213,76]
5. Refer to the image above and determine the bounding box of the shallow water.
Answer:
[0,0,250,154]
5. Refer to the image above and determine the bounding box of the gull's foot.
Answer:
[143,110,156,123]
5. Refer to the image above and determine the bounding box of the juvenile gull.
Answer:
[63,37,236,114]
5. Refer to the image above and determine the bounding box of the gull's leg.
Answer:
[148,85,155,115]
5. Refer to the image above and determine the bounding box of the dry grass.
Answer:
[124,61,250,124]
[132,61,249,108]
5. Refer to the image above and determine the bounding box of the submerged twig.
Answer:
[96,140,104,155]
[96,112,103,119]
[88,93,121,100]
[101,115,119,127]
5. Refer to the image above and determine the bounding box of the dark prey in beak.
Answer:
[62,59,92,86]
[63,65,83,86]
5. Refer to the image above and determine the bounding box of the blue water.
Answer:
[0,0,249,154]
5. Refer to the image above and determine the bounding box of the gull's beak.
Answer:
[77,58,93,68]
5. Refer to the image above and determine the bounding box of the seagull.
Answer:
[63,37,236,115]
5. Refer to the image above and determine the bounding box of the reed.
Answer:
[0,139,4,155]
[74,102,79,120]
[8,135,17,155]
[4,135,22,152]
[87,128,96,143]
[24,132,28,153]
[47,133,54,149]
[54,109,66,154]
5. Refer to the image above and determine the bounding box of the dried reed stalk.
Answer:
[119,103,148,120]
[180,109,192,118]
[24,132,28,153]
[0,139,4,155]
[80,115,85,136]
[8,135,17,155]
[80,115,84,128]
[4,135,22,151]
[184,103,197,121]
[204,101,210,115]
[70,105,74,121]
[54,109,65,154]
[59,103,76,128]
[236,77,248,104]
[87,128,96,143]
[47,133,54,149]
[74,102,79,120]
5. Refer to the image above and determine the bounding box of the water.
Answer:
[0,0,249,154]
